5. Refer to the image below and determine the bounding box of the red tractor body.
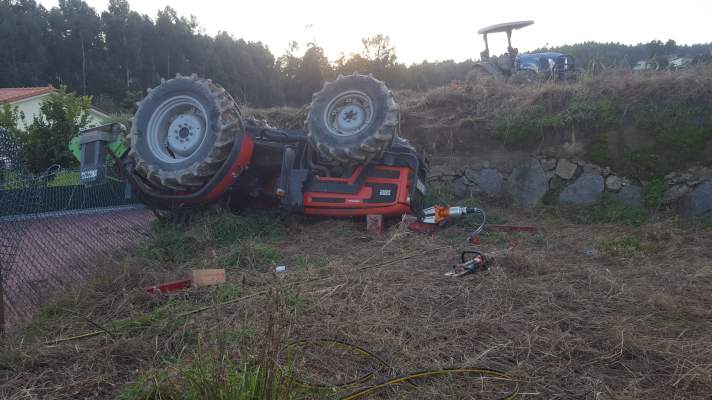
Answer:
[78,74,428,221]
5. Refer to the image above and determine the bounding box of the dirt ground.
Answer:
[1,202,711,399]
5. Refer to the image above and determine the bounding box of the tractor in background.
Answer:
[468,20,576,83]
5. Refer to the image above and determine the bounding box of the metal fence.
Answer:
[0,128,154,330]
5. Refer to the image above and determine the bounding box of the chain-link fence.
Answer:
[0,128,154,330]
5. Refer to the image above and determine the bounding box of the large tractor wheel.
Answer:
[129,74,244,190]
[306,73,398,164]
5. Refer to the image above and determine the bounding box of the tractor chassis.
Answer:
[114,124,428,220]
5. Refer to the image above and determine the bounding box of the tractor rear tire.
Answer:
[129,74,244,190]
[306,73,398,164]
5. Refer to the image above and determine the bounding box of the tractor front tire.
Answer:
[129,74,244,190]
[306,73,398,164]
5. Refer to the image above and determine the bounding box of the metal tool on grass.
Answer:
[420,205,487,242]
[446,250,491,277]
[417,205,499,277]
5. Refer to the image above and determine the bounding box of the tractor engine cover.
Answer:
[129,74,245,191]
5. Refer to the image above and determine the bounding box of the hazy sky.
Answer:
[38,0,712,64]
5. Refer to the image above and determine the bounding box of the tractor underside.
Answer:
[77,74,428,221]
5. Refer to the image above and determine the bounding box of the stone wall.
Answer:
[432,159,712,216]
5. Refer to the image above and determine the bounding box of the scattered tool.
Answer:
[420,205,487,241]
[144,278,192,295]
[446,250,491,277]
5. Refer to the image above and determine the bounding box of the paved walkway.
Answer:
[1,207,154,326]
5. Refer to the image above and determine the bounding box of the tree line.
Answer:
[1,0,710,111]
[536,40,712,70]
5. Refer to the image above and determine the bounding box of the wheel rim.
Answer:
[323,90,373,137]
[146,96,208,163]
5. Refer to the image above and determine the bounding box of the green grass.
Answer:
[118,354,318,400]
[217,283,243,303]
[677,215,712,232]
[108,300,201,332]
[140,211,286,266]
[562,192,649,226]
[425,182,506,220]
[288,254,330,270]
[642,178,666,209]
[698,216,712,231]
[486,82,712,180]
[596,235,643,256]
[285,291,313,314]
[494,99,621,144]
[223,328,257,344]
[47,170,80,187]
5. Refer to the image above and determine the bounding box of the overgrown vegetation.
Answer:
[0,104,24,136]
[561,192,650,226]
[7,86,93,172]
[0,210,331,399]
[400,68,712,180]
[494,98,621,143]
[118,348,312,400]
[3,200,712,399]
[595,235,643,256]
[140,212,285,265]
[642,178,667,209]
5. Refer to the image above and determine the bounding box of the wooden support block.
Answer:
[190,269,225,287]
[367,214,384,236]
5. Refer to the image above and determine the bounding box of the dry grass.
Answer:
[242,106,307,130]
[1,203,711,399]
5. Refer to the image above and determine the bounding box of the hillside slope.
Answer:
[249,68,712,181]
[399,68,712,180]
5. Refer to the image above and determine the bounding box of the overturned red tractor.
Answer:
[77,74,428,221]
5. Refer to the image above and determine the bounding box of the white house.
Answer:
[0,86,111,130]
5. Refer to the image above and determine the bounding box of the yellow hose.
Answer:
[280,339,519,400]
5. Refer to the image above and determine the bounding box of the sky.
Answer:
[38,0,712,65]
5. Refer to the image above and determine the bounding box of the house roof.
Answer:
[0,86,55,104]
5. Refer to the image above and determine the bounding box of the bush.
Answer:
[0,103,25,136]
[642,178,666,209]
[119,355,311,400]
[20,87,92,172]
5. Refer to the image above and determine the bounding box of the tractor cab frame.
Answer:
[471,20,575,82]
